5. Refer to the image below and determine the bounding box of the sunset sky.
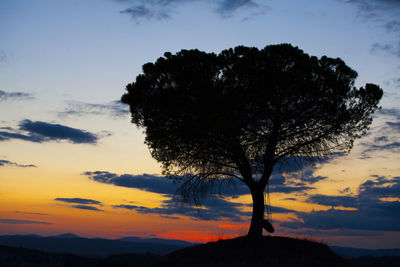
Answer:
[1,0,400,249]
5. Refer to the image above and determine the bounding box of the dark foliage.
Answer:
[122,44,382,236]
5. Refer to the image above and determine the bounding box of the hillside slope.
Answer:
[147,236,352,267]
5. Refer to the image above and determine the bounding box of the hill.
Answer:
[1,236,400,266]
[146,236,352,267]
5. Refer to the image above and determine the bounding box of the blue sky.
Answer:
[1,0,400,248]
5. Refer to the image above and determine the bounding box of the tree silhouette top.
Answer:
[122,44,382,236]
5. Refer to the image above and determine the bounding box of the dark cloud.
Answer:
[85,170,297,221]
[0,90,34,101]
[216,0,258,17]
[120,5,169,21]
[386,121,400,132]
[0,218,51,224]
[113,199,292,222]
[358,176,400,199]
[85,170,317,197]
[362,141,400,154]
[283,176,400,231]
[0,120,98,144]
[114,0,262,22]
[281,205,400,231]
[114,197,251,221]
[371,42,400,57]
[0,159,37,168]
[376,108,400,120]
[269,184,314,194]
[85,171,177,195]
[58,100,130,118]
[54,198,102,205]
[338,187,351,194]
[360,108,400,157]
[71,205,104,211]
[19,120,98,144]
[306,195,358,208]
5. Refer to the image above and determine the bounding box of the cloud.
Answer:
[386,121,400,132]
[281,205,400,231]
[0,120,98,144]
[85,171,177,195]
[377,108,400,120]
[0,90,34,101]
[85,170,317,197]
[71,205,104,211]
[113,197,251,221]
[362,141,400,154]
[86,170,296,221]
[371,42,400,57]
[114,0,263,22]
[55,197,104,212]
[0,50,6,62]
[54,198,102,205]
[0,159,37,168]
[58,100,130,118]
[360,108,400,156]
[216,0,258,17]
[342,0,400,57]
[306,194,358,208]
[0,218,52,224]
[283,176,400,231]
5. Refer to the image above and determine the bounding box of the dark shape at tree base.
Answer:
[262,219,275,233]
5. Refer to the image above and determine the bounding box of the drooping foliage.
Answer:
[122,44,382,236]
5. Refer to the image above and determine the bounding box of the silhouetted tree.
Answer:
[121,44,382,237]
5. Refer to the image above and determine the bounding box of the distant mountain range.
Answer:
[0,234,194,258]
[0,234,399,260]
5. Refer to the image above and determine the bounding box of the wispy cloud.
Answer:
[0,90,34,101]
[55,197,104,212]
[0,218,52,224]
[113,0,264,22]
[341,0,400,57]
[54,197,102,205]
[58,100,129,118]
[359,108,400,158]
[0,120,99,144]
[71,205,104,212]
[0,50,6,62]
[0,159,37,168]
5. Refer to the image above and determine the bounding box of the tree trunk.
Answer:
[247,186,265,238]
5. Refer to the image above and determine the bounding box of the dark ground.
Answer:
[1,236,400,266]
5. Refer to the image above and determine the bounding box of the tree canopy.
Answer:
[121,44,382,237]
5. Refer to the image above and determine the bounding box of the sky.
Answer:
[0,0,400,249]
